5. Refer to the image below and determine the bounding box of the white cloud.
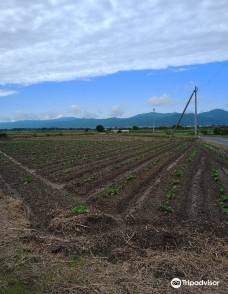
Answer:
[0,0,227,85]
[170,68,189,72]
[81,111,99,119]
[69,105,81,114]
[13,110,63,121]
[0,116,12,122]
[109,103,124,116]
[0,90,18,97]
[148,94,178,107]
[184,81,198,90]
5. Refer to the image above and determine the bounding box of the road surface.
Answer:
[199,136,228,147]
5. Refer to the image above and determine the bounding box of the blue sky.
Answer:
[0,0,228,122]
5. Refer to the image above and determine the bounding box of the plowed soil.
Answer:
[0,135,228,293]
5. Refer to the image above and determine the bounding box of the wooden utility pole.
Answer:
[169,89,196,141]
[153,108,155,134]
[195,86,198,138]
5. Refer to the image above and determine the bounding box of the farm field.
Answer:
[0,135,228,293]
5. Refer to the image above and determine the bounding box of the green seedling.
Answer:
[72,206,90,214]
[171,179,180,184]
[181,164,187,169]
[176,170,183,176]
[74,181,81,187]
[115,165,119,168]
[61,162,66,165]
[220,195,228,202]
[211,169,218,177]
[159,202,171,211]
[222,207,228,213]
[154,158,161,164]
[92,173,98,179]
[65,169,71,173]
[57,173,63,176]
[220,188,224,194]
[102,185,123,198]
[127,175,136,180]
[166,152,172,156]
[166,189,176,199]
[13,170,18,173]
[24,178,31,184]
[85,177,91,182]
[39,189,47,193]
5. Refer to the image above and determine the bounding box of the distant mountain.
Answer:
[0,109,227,129]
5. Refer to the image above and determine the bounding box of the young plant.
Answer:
[85,177,91,182]
[102,185,123,198]
[176,170,183,176]
[159,202,171,211]
[74,181,81,187]
[166,189,176,199]
[72,206,90,214]
[39,189,47,193]
[171,179,180,184]
[127,175,136,180]
[24,178,31,184]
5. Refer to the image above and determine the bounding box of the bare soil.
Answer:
[0,135,228,293]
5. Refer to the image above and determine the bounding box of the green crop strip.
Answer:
[159,146,197,212]
[197,142,228,159]
[211,169,228,213]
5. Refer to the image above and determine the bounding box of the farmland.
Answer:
[0,135,228,293]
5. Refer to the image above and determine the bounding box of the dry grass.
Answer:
[1,226,228,293]
[1,188,228,293]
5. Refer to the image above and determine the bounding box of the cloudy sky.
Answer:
[0,0,228,122]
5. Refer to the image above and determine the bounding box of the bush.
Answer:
[201,130,208,135]
[132,126,139,130]
[213,127,221,135]
[96,125,105,132]
[221,128,228,135]
[0,132,8,138]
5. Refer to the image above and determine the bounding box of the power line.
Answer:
[202,60,228,88]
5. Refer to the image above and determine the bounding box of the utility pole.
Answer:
[153,108,155,134]
[115,116,116,129]
[195,86,198,138]
[169,89,195,141]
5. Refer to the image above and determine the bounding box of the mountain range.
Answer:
[0,109,227,129]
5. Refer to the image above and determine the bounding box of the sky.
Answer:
[0,0,228,122]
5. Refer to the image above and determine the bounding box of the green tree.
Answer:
[96,125,105,132]
[213,127,221,135]
[201,130,208,135]
[221,128,228,135]
[132,126,139,130]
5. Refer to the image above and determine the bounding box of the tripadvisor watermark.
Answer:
[171,278,219,288]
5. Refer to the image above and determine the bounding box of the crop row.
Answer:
[211,169,228,213]
[197,142,228,160]
[96,142,190,201]
[159,147,197,211]
[53,141,181,185]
